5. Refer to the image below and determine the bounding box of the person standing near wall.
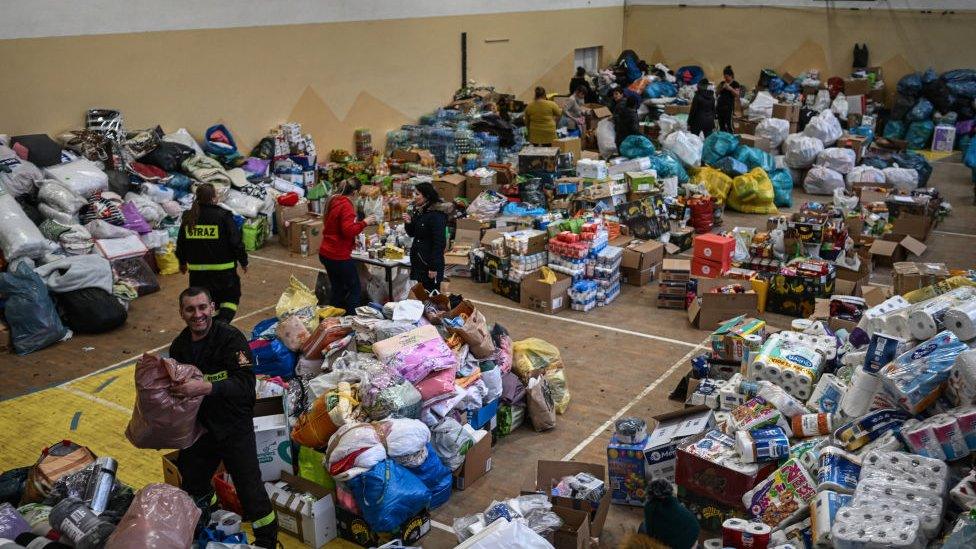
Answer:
[688,79,717,138]
[319,178,376,313]
[612,87,640,148]
[717,65,741,133]
[176,183,247,322]
[524,86,562,146]
[403,182,449,292]
[569,66,589,96]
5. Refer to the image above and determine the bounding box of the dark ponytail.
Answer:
[184,183,217,230]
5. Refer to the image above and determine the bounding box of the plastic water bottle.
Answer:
[300,228,309,257]
[83,457,117,515]
[49,498,114,549]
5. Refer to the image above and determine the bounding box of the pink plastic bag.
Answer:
[373,325,458,383]
[105,483,200,549]
[125,353,205,450]
[414,367,457,401]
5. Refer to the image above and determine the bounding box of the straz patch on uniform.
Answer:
[204,371,228,382]
[184,224,220,239]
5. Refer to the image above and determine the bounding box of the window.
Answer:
[574,46,602,75]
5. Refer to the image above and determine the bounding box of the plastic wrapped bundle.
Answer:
[38,180,87,215]
[43,158,109,197]
[0,184,50,260]
[815,148,856,174]
[727,168,777,214]
[847,165,885,186]
[466,190,506,218]
[662,130,704,167]
[0,145,44,197]
[803,111,843,146]
[125,353,205,450]
[105,484,200,549]
[373,325,458,383]
[879,331,969,415]
[431,418,475,470]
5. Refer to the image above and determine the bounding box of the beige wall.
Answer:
[0,7,622,154]
[624,6,976,105]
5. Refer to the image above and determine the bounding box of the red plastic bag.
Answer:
[276,192,300,206]
[125,353,205,450]
[105,483,200,549]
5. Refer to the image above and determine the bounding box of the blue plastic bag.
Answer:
[897,73,922,97]
[767,77,785,95]
[769,169,794,208]
[891,151,933,185]
[714,157,749,177]
[198,529,248,546]
[620,135,655,159]
[907,98,934,122]
[943,68,976,98]
[0,263,68,355]
[702,132,740,166]
[921,67,938,84]
[251,317,278,340]
[905,120,935,150]
[782,81,801,95]
[645,81,677,99]
[650,151,689,184]
[733,145,775,172]
[251,337,297,377]
[406,443,453,509]
[965,137,976,169]
[348,459,431,533]
[502,202,546,217]
[849,125,875,145]
[861,156,891,170]
[675,66,705,85]
[162,173,193,200]
[883,120,906,140]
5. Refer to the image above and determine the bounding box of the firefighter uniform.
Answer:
[176,203,248,322]
[169,320,278,547]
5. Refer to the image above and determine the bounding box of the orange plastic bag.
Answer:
[291,382,359,449]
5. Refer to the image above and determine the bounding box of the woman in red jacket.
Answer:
[319,178,376,313]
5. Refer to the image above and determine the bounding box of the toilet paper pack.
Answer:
[852,478,943,538]
[831,505,924,549]
[742,458,817,528]
[879,330,969,414]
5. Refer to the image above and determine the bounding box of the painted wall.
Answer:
[623,5,976,103]
[0,7,623,153]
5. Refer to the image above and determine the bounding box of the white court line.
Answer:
[468,299,700,349]
[250,253,704,349]
[59,304,276,387]
[932,229,976,239]
[429,520,454,534]
[560,338,708,462]
[250,254,321,271]
[60,386,132,413]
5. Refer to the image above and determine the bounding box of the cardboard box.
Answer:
[688,278,760,331]
[554,137,582,161]
[662,258,691,281]
[621,262,660,287]
[457,217,493,232]
[390,149,422,163]
[335,506,430,547]
[267,472,338,548]
[664,104,692,115]
[491,276,521,303]
[675,430,778,509]
[691,257,727,279]
[772,103,800,123]
[608,407,714,506]
[584,105,613,131]
[253,396,293,482]
[892,213,935,242]
[287,217,324,255]
[453,432,493,490]
[844,78,872,96]
[520,269,571,313]
[625,170,658,193]
[621,240,664,271]
[735,117,758,135]
[519,147,560,173]
[932,125,957,152]
[524,461,611,538]
[892,262,949,296]
[433,173,467,202]
[551,507,590,549]
[692,233,735,267]
[505,230,548,256]
[465,172,499,200]
[870,235,927,268]
[453,229,482,246]
[837,134,869,164]
[444,244,472,266]
[275,201,310,243]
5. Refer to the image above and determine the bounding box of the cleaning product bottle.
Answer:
[83,457,117,515]
[49,498,114,549]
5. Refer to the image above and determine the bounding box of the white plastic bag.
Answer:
[596,118,617,158]
[882,165,919,191]
[815,148,856,174]
[813,89,831,111]
[847,165,885,186]
[756,118,790,148]
[0,146,44,197]
[783,134,824,168]
[662,130,703,167]
[222,189,263,218]
[43,159,109,197]
[0,188,50,260]
[38,202,77,225]
[139,229,171,250]
[803,165,845,195]
[803,110,843,146]
[456,518,554,549]
[162,128,204,156]
[746,91,777,120]
[657,114,687,139]
[831,93,849,119]
[142,183,175,204]
[38,180,87,214]
[833,188,859,214]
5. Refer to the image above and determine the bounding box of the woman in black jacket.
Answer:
[612,88,640,148]
[688,79,717,138]
[404,182,451,292]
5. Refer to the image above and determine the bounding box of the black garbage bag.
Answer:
[140,141,195,172]
[0,467,29,506]
[56,287,127,334]
[890,94,916,121]
[891,151,933,186]
[922,78,954,114]
[897,73,922,97]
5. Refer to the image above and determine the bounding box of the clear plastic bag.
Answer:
[105,483,200,549]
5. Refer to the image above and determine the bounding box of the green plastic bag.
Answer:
[297,446,335,491]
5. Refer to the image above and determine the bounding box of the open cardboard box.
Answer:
[520,269,572,313]
[869,234,927,268]
[523,461,611,538]
[551,507,591,549]
[453,431,492,490]
[433,173,467,202]
[268,471,338,548]
[688,278,760,331]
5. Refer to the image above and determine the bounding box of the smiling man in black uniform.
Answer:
[168,286,278,548]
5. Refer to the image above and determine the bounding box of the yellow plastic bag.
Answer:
[512,338,564,383]
[691,167,733,205]
[276,275,319,330]
[538,267,557,284]
[154,243,179,275]
[727,168,778,214]
[317,306,346,320]
[545,369,570,414]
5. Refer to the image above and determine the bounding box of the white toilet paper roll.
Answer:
[945,301,976,341]
[840,368,881,418]
[702,539,723,549]
[884,310,912,341]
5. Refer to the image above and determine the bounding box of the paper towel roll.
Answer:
[929,413,968,461]
[840,367,881,418]
[702,538,723,549]
[791,318,813,331]
[946,301,976,341]
[884,310,912,341]
[952,405,976,451]
[948,350,976,406]
[811,490,853,547]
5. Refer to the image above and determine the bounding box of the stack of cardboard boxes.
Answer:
[615,239,664,287]
[658,258,691,309]
[690,234,735,278]
[275,201,323,254]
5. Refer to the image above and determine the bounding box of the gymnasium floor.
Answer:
[1,155,973,548]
